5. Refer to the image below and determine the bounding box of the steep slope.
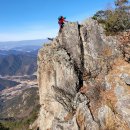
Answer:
[37,19,130,130]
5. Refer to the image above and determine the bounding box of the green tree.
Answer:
[93,0,130,34]
[107,0,130,33]
[105,10,130,34]
[92,10,112,23]
[115,0,129,9]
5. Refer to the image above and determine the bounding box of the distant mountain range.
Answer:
[0,40,41,129]
[0,49,38,56]
[0,39,48,76]
[0,39,47,51]
[0,51,37,76]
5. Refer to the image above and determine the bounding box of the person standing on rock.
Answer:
[58,16,68,32]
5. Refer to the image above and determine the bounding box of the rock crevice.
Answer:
[38,19,130,130]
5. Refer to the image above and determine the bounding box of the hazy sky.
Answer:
[0,0,115,41]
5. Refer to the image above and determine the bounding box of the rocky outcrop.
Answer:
[38,19,130,130]
[118,31,130,62]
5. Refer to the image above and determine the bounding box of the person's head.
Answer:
[58,16,64,19]
[61,16,66,19]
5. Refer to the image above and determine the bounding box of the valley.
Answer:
[0,40,42,130]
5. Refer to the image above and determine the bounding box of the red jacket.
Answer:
[58,18,66,25]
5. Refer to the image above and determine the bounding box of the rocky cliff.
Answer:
[37,19,130,130]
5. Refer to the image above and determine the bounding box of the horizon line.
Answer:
[0,38,48,43]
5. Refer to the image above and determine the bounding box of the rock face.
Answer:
[38,19,130,130]
[118,31,130,62]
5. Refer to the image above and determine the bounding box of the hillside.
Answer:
[0,52,37,76]
[37,19,130,130]
[0,78,20,91]
[0,40,41,129]
[0,86,38,119]
[0,77,39,130]
[0,39,46,76]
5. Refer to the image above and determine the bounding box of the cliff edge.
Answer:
[37,19,130,130]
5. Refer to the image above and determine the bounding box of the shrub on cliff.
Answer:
[105,10,130,34]
[92,0,130,34]
[92,10,112,24]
